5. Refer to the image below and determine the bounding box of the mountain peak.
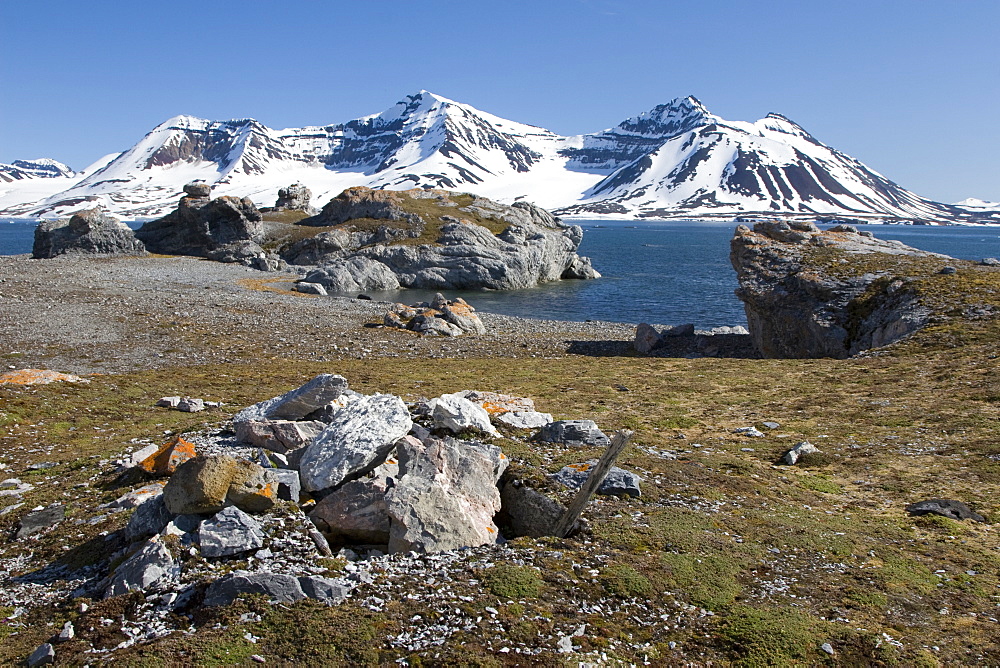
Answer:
[613,95,713,138]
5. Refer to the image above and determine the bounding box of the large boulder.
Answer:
[162,455,276,515]
[308,475,393,544]
[32,209,146,258]
[285,187,599,291]
[135,183,265,262]
[731,221,949,358]
[298,394,413,492]
[385,436,507,553]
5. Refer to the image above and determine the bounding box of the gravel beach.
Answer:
[0,254,641,374]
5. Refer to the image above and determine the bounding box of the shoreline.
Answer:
[0,254,655,375]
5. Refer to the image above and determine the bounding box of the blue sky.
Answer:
[1,0,997,202]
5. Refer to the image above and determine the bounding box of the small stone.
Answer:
[203,572,307,607]
[734,426,765,438]
[267,468,301,503]
[298,576,350,605]
[906,499,986,522]
[16,504,64,538]
[538,420,610,448]
[762,421,780,430]
[124,494,174,541]
[176,397,205,413]
[782,441,820,465]
[495,410,553,430]
[634,323,663,354]
[939,266,958,275]
[56,621,74,642]
[105,537,179,598]
[294,282,328,296]
[156,396,181,408]
[552,461,642,498]
[820,642,835,655]
[431,392,498,436]
[27,642,55,666]
[162,455,239,515]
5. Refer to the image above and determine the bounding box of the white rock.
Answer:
[783,441,820,465]
[431,393,499,436]
[299,394,412,492]
[386,436,507,553]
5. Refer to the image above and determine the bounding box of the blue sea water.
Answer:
[3,218,1000,328]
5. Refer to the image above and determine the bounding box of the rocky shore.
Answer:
[0,253,640,375]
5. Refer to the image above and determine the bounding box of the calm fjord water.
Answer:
[3,218,999,328]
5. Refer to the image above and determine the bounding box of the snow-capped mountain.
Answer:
[0,158,75,181]
[0,91,992,224]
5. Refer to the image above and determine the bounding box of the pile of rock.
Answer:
[383,293,486,336]
[31,208,146,259]
[13,371,643,653]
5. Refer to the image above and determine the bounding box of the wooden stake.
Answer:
[553,429,633,538]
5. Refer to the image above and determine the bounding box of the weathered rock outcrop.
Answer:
[32,208,146,258]
[135,183,265,262]
[284,187,599,291]
[730,221,948,358]
[272,183,316,214]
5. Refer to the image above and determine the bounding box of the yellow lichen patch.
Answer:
[480,401,510,415]
[0,369,88,385]
[237,277,310,296]
[568,463,591,472]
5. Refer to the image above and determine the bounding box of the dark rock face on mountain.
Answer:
[32,208,146,258]
[136,183,265,262]
[7,92,994,224]
[730,221,948,358]
[0,158,75,182]
[284,187,599,291]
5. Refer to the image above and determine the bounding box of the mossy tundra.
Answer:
[0,250,998,665]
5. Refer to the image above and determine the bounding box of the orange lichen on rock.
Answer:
[0,369,88,385]
[463,391,536,415]
[138,436,197,476]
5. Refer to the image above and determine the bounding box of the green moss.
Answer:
[659,553,743,610]
[718,605,821,667]
[481,563,542,600]
[878,556,940,595]
[600,564,652,598]
[798,474,843,494]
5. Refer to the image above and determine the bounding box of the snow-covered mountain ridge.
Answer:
[1,91,993,224]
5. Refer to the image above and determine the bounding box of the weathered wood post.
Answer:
[553,429,634,538]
